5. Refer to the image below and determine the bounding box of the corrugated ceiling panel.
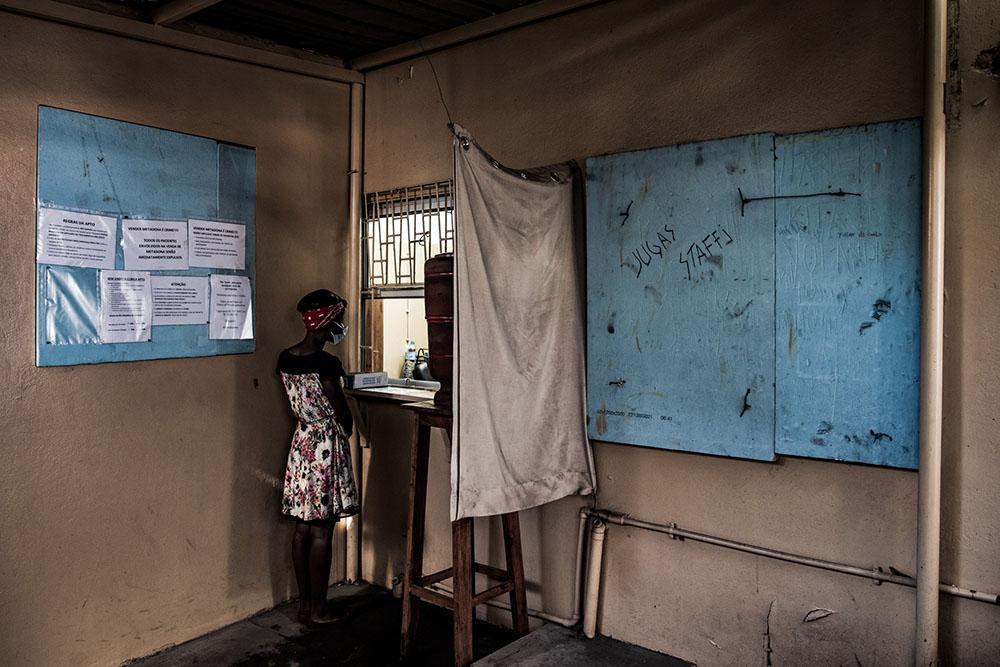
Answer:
[186,0,541,59]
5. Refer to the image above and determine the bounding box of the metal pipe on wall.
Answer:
[916,0,947,662]
[345,80,365,584]
[582,519,608,639]
[581,509,998,616]
[591,509,916,586]
[588,509,999,605]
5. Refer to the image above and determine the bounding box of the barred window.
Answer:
[360,181,454,378]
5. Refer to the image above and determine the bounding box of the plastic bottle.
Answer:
[402,339,417,380]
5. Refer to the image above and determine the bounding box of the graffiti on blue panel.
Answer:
[774,120,921,469]
[585,133,777,461]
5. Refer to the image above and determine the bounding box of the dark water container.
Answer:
[424,253,453,410]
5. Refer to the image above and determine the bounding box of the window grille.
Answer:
[360,181,454,374]
[362,181,454,297]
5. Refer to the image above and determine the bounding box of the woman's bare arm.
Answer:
[322,378,353,437]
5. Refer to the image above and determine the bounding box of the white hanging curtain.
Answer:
[451,124,596,521]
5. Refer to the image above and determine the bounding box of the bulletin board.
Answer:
[35,106,256,367]
[586,134,777,461]
[586,120,921,469]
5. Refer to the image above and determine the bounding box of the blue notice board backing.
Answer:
[586,120,921,469]
[774,121,921,468]
[586,134,777,461]
[35,106,256,366]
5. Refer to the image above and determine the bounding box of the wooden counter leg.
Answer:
[400,421,431,659]
[452,517,474,667]
[502,512,530,637]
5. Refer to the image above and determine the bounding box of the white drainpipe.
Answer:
[916,0,947,663]
[582,519,608,639]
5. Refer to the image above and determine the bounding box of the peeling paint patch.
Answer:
[645,285,663,305]
[871,298,891,321]
[727,299,752,319]
[596,405,608,435]
[803,608,836,623]
[870,429,893,443]
[973,43,1000,79]
[944,0,960,126]
[763,600,775,666]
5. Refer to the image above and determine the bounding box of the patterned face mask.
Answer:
[329,321,348,345]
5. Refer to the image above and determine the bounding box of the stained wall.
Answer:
[0,11,353,666]
[361,0,1000,663]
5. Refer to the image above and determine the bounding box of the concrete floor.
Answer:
[128,583,688,666]
[474,623,691,666]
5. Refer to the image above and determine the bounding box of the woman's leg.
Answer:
[307,522,341,623]
[292,522,312,622]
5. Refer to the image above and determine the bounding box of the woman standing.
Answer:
[276,289,357,626]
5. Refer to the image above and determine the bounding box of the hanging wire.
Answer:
[420,39,454,126]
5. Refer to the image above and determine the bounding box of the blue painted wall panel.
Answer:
[36,107,256,366]
[586,133,776,461]
[774,120,921,468]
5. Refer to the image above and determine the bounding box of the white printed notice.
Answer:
[37,207,117,269]
[151,276,209,325]
[122,219,188,270]
[100,270,152,343]
[209,274,253,340]
[189,219,246,270]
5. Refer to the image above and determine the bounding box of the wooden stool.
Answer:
[400,401,529,666]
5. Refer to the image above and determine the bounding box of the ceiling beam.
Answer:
[152,0,223,26]
[350,0,607,71]
[0,0,362,84]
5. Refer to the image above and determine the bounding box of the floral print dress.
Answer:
[277,350,358,522]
